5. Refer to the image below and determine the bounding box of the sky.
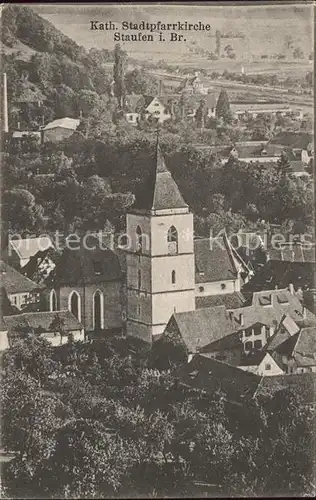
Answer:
[32,3,313,62]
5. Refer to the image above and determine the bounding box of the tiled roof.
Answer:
[52,236,122,287]
[0,261,43,294]
[265,314,299,351]
[9,237,54,261]
[269,132,313,150]
[294,327,316,357]
[170,305,236,353]
[21,247,60,285]
[257,372,316,405]
[239,351,266,367]
[194,235,238,283]
[228,305,280,330]
[4,310,82,335]
[201,330,243,353]
[125,94,144,112]
[132,145,188,212]
[248,289,314,323]
[43,118,80,131]
[196,292,245,310]
[175,354,261,403]
[243,260,316,293]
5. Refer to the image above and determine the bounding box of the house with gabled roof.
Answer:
[3,310,84,347]
[174,353,261,404]
[43,117,81,143]
[177,72,209,95]
[9,236,54,269]
[0,260,43,312]
[269,326,316,375]
[157,305,236,360]
[194,234,251,301]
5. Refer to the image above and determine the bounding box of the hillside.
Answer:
[1,5,87,63]
[0,5,119,129]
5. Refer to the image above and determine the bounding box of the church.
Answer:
[27,144,249,344]
[124,144,250,343]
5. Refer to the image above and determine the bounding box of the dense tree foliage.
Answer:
[1,333,315,498]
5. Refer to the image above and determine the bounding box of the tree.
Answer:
[49,314,67,346]
[293,47,304,59]
[276,151,292,176]
[195,99,208,129]
[2,188,44,233]
[215,89,232,123]
[113,44,127,109]
[125,68,158,95]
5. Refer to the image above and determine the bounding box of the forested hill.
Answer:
[1,5,121,127]
[1,4,88,63]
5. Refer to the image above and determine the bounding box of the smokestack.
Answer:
[3,73,9,133]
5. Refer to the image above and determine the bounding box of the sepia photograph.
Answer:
[0,1,315,498]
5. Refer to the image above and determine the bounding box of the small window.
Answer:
[254,326,262,336]
[13,296,17,305]
[171,270,176,284]
[254,339,262,349]
[167,226,178,255]
[93,261,102,275]
[199,286,204,293]
[245,341,252,351]
[221,283,226,290]
[245,329,252,338]
[137,304,141,316]
[265,364,271,370]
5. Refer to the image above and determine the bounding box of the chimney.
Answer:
[79,109,83,119]
[289,283,295,295]
[303,307,307,319]
[239,313,244,326]
[17,121,20,130]
[3,73,9,133]
[41,115,45,127]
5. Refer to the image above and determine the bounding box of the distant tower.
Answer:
[126,144,195,342]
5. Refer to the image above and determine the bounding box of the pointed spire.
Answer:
[132,138,188,212]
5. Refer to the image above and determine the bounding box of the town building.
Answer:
[8,236,54,269]
[3,310,84,347]
[0,260,42,312]
[194,234,251,303]
[48,236,123,334]
[177,72,209,95]
[230,102,303,120]
[42,117,81,142]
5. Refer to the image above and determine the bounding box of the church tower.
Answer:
[126,144,195,342]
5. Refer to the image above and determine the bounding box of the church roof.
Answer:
[52,236,122,287]
[132,144,188,212]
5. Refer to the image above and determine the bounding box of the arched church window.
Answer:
[138,269,142,290]
[167,226,178,254]
[136,225,143,253]
[171,270,176,284]
[68,291,81,322]
[93,290,104,330]
[50,289,57,312]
